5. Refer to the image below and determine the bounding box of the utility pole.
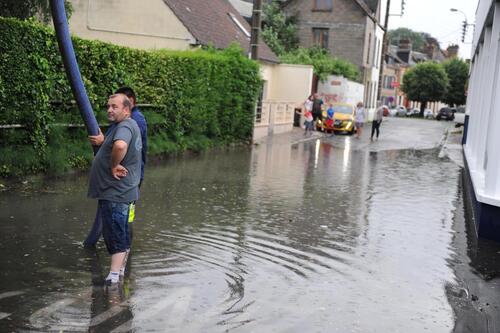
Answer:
[376,0,391,102]
[250,0,263,60]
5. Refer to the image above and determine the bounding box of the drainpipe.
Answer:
[49,0,99,137]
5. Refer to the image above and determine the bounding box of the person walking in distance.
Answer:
[312,93,324,130]
[371,105,385,141]
[84,87,148,249]
[354,102,365,139]
[88,93,142,284]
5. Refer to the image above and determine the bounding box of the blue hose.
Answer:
[49,0,99,136]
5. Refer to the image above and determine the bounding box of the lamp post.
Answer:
[450,8,467,20]
[450,8,469,43]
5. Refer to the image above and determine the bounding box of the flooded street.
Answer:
[0,118,484,332]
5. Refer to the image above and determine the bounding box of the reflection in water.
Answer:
[0,140,464,332]
[342,136,352,174]
[314,138,321,169]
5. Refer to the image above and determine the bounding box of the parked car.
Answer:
[454,106,466,126]
[423,109,434,119]
[395,105,407,117]
[406,108,420,117]
[436,107,455,121]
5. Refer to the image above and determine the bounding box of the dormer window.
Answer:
[313,0,333,11]
[228,12,251,38]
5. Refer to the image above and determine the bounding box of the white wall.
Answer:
[464,0,500,207]
[254,63,313,141]
[317,75,365,107]
[69,0,195,50]
[267,64,313,103]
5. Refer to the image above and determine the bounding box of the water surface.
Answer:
[0,131,462,332]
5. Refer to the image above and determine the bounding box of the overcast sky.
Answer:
[382,0,479,59]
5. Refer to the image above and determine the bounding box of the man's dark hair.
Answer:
[114,87,136,102]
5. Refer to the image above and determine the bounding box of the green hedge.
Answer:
[0,17,261,177]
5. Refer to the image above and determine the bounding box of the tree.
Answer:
[388,28,427,52]
[402,62,449,116]
[261,0,299,56]
[442,58,469,107]
[0,0,72,24]
[280,47,359,81]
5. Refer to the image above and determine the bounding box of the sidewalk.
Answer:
[254,117,453,153]
[440,126,465,167]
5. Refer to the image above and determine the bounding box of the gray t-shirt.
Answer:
[88,118,142,202]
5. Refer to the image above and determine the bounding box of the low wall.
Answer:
[253,100,296,141]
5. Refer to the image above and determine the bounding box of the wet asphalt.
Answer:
[0,117,499,332]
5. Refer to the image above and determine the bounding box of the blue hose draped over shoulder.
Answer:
[49,0,99,136]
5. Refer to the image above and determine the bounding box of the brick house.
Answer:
[280,0,384,109]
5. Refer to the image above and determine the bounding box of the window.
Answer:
[313,28,329,49]
[373,37,379,67]
[313,0,333,11]
[366,33,372,64]
[376,40,381,67]
[383,76,395,89]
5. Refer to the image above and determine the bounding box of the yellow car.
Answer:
[316,103,355,135]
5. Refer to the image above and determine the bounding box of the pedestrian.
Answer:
[304,95,313,114]
[325,103,335,135]
[84,87,148,249]
[371,105,385,141]
[354,102,365,139]
[304,108,314,135]
[312,93,324,130]
[88,93,142,285]
[302,94,313,130]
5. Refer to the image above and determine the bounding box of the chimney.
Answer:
[446,44,459,58]
[397,39,412,64]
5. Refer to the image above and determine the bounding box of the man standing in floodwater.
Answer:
[88,93,142,284]
[84,87,148,248]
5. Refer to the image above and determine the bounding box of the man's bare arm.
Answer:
[111,140,128,179]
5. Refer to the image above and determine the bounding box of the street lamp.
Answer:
[450,8,469,43]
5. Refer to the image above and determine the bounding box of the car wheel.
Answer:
[436,116,441,120]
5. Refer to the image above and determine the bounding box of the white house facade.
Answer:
[463,0,500,241]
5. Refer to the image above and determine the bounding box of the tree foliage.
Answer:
[0,0,73,23]
[280,47,360,81]
[402,62,449,114]
[261,0,299,56]
[388,28,428,52]
[442,58,469,107]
